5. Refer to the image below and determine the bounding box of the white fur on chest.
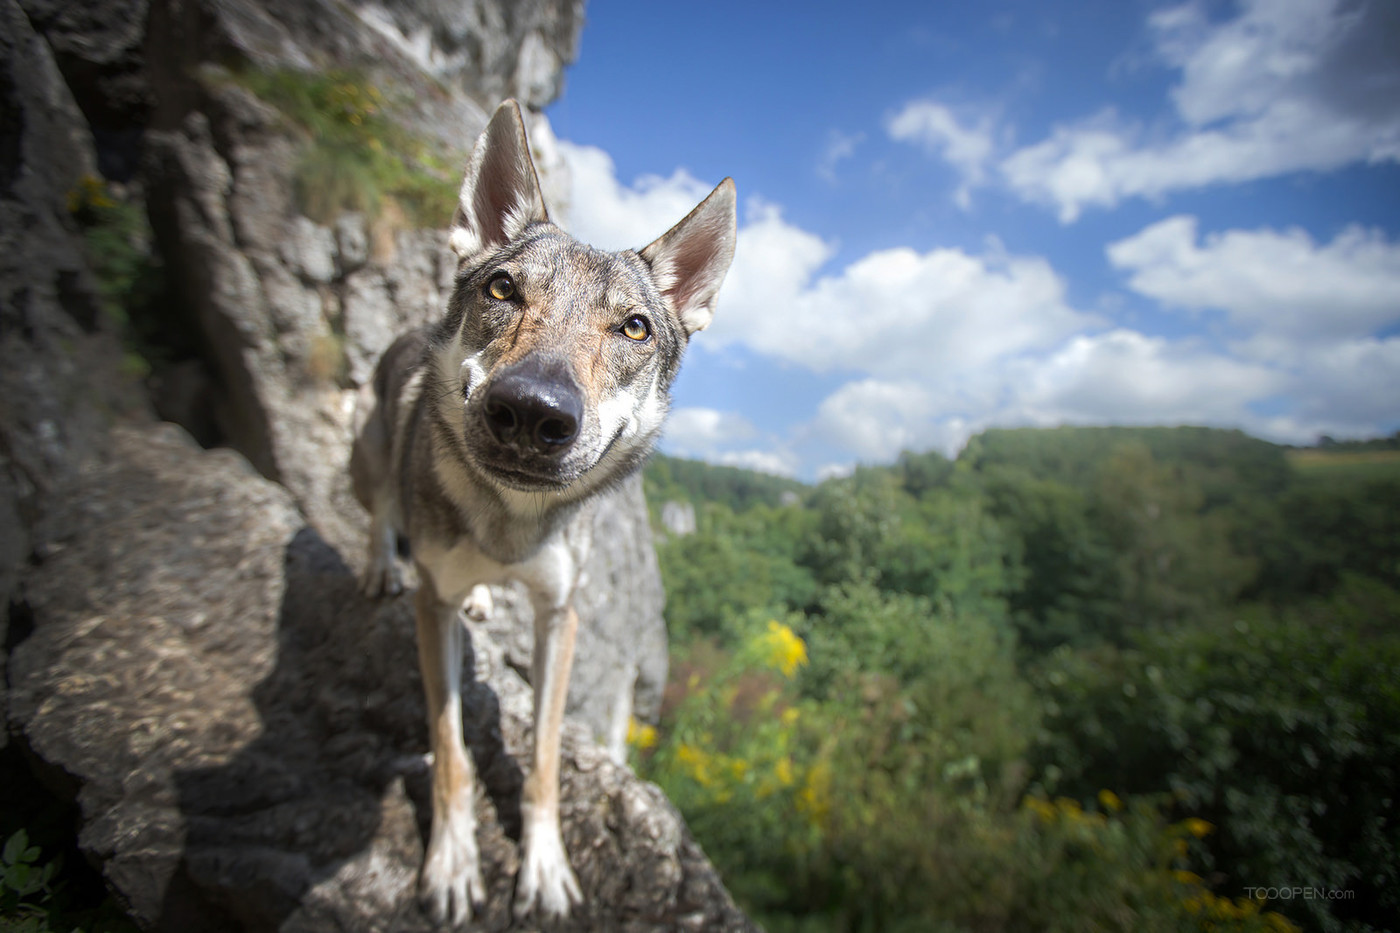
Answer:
[417,533,577,610]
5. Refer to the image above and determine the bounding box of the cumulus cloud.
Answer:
[887,99,997,208]
[1002,0,1400,220]
[1106,215,1400,442]
[1107,216,1400,339]
[807,332,1288,462]
[713,233,1097,382]
[1015,330,1284,424]
[664,407,757,453]
[813,379,939,463]
[714,449,801,477]
[555,141,715,249]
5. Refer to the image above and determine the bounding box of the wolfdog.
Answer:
[350,98,736,925]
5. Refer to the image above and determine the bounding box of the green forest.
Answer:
[637,427,1400,933]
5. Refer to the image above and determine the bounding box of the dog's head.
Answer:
[430,99,736,501]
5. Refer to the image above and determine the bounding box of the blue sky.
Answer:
[543,0,1400,479]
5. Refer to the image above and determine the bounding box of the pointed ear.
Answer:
[448,99,550,262]
[639,177,737,336]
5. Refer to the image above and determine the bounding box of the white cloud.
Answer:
[663,407,757,453]
[555,141,715,249]
[1107,216,1400,339]
[1105,215,1400,441]
[660,410,799,476]
[813,379,938,463]
[816,129,865,183]
[808,332,1289,462]
[887,99,997,208]
[1015,330,1284,424]
[1287,336,1400,424]
[1002,0,1400,221]
[714,449,801,477]
[714,231,1097,383]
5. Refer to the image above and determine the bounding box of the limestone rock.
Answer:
[0,0,152,619]
[9,424,755,933]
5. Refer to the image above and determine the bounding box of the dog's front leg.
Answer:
[513,598,584,918]
[414,582,484,928]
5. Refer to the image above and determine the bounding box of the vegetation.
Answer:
[231,67,460,227]
[0,750,140,933]
[66,174,173,379]
[637,427,1400,932]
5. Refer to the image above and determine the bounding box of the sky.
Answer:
[543,0,1400,480]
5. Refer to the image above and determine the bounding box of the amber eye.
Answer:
[486,273,515,301]
[620,315,651,342]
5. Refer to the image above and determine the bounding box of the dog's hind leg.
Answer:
[350,382,404,598]
[359,490,404,597]
[514,598,583,918]
[414,581,484,928]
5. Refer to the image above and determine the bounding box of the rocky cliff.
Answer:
[1,0,751,928]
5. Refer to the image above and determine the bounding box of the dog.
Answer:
[349,98,736,926]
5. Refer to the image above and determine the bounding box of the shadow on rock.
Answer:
[167,527,524,931]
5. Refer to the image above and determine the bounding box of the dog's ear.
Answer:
[449,99,550,262]
[639,177,737,336]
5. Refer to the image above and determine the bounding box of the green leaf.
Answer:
[2,829,28,866]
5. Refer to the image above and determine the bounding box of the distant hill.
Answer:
[643,454,808,513]
[959,425,1293,506]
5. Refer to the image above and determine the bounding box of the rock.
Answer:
[351,0,584,111]
[8,424,755,933]
[0,0,152,617]
[661,501,698,537]
[341,268,397,387]
[335,212,369,273]
[17,0,152,179]
[278,216,337,284]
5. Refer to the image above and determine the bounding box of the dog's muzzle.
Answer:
[481,358,583,457]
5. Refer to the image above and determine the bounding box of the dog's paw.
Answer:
[359,556,403,599]
[420,807,484,929]
[463,584,494,622]
[514,820,582,919]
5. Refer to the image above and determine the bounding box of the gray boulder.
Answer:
[0,0,153,634]
[9,424,753,932]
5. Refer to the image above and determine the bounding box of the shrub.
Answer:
[231,68,460,227]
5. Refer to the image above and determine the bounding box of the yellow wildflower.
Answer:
[797,759,831,826]
[676,742,710,785]
[1184,817,1214,838]
[757,620,808,677]
[626,717,657,750]
[1097,788,1123,812]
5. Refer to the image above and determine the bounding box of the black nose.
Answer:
[482,360,583,453]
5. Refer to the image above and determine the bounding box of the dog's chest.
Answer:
[416,531,577,610]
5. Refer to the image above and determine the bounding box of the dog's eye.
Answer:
[486,273,515,301]
[620,315,651,342]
